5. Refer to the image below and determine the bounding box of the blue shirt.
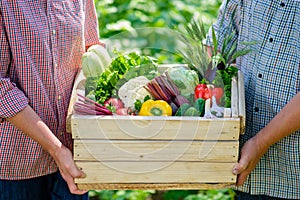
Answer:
[210,0,300,198]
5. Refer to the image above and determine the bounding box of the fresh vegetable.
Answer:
[118,76,152,108]
[113,52,159,90]
[81,45,112,78]
[183,107,199,116]
[81,51,105,78]
[194,98,205,117]
[144,72,190,108]
[87,44,112,69]
[215,65,238,107]
[165,66,199,101]
[91,52,158,104]
[139,100,172,116]
[210,87,224,105]
[104,97,124,113]
[115,108,129,115]
[170,102,179,116]
[134,95,151,112]
[175,103,191,116]
[210,96,224,117]
[194,82,212,100]
[74,93,112,115]
[204,99,213,118]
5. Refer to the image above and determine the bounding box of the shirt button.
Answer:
[60,132,64,136]
[258,73,262,78]
[58,95,62,100]
[254,107,259,112]
[269,38,274,43]
[280,2,285,7]
[52,30,56,35]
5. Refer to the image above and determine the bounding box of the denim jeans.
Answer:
[0,171,88,200]
[235,191,294,200]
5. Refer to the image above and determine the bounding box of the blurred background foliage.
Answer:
[94,0,222,64]
[90,0,237,199]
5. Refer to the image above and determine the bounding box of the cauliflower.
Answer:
[118,76,152,108]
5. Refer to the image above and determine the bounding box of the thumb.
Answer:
[71,167,86,179]
[232,156,249,175]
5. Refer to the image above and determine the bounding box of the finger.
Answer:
[232,156,249,175]
[67,181,88,195]
[61,171,88,195]
[236,171,250,186]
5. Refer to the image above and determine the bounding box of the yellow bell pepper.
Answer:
[139,100,172,116]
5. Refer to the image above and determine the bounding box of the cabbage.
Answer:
[165,66,199,101]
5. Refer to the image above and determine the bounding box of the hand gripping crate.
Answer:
[66,66,245,190]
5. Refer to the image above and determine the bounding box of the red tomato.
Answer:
[104,98,124,110]
[210,87,224,105]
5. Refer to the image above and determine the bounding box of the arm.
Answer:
[7,106,87,195]
[233,92,300,186]
[0,8,85,195]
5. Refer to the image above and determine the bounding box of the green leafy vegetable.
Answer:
[164,66,199,102]
[85,51,159,104]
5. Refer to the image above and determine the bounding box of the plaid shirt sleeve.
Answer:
[0,11,29,118]
[84,0,101,49]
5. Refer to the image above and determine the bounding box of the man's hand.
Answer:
[7,106,87,195]
[52,145,87,195]
[232,136,269,186]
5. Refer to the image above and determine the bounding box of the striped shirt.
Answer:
[210,0,300,199]
[0,0,100,179]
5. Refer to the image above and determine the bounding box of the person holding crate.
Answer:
[207,0,300,199]
[0,0,102,199]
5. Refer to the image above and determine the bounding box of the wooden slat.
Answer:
[231,76,238,117]
[223,108,232,118]
[66,70,86,133]
[71,115,240,140]
[75,161,236,184]
[76,183,235,190]
[238,71,246,134]
[74,140,239,162]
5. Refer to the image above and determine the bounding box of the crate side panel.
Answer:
[72,116,240,140]
[238,71,246,134]
[231,76,239,117]
[75,161,236,184]
[74,140,239,162]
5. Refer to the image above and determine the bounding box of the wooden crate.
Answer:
[66,66,245,190]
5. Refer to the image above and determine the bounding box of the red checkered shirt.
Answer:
[0,0,100,179]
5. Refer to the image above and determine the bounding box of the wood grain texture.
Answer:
[74,140,239,162]
[71,116,240,140]
[75,161,236,184]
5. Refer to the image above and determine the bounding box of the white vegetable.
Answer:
[204,99,215,118]
[118,76,152,108]
[87,44,112,69]
[81,51,105,78]
[210,96,224,117]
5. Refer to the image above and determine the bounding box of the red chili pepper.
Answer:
[194,83,212,100]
